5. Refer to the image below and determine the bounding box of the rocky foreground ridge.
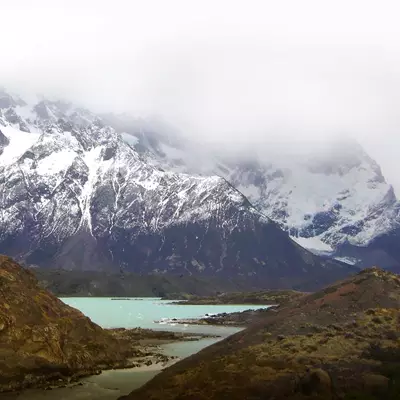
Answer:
[122,267,400,400]
[0,256,188,392]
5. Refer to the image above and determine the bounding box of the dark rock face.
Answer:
[368,227,400,268]
[0,129,9,147]
[304,210,340,237]
[0,91,354,289]
[0,129,9,156]
[338,226,400,273]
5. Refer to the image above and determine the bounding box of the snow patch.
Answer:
[14,105,36,122]
[291,236,333,254]
[334,256,359,265]
[36,149,76,175]
[78,147,103,235]
[62,131,80,147]
[0,126,40,166]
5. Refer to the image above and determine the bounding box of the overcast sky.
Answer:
[1,0,400,191]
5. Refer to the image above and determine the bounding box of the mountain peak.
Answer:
[0,88,354,287]
[0,88,26,109]
[1,87,398,272]
[97,116,400,269]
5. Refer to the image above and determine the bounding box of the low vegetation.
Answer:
[169,289,306,305]
[121,267,400,400]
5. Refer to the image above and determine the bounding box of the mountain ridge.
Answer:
[106,114,400,270]
[0,89,353,288]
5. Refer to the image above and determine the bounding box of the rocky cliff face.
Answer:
[0,256,146,391]
[0,89,352,288]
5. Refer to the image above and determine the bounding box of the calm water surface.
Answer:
[13,298,268,400]
[60,297,266,335]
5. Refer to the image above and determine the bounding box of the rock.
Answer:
[385,330,399,340]
[371,316,383,324]
[301,368,332,396]
[362,373,389,393]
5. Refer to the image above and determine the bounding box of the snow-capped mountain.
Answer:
[0,89,352,289]
[106,114,400,270]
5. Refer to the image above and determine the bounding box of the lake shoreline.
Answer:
[155,307,277,327]
[3,295,258,399]
[1,260,266,400]
[0,328,215,397]
[162,289,306,305]
[2,297,263,398]
[2,335,231,400]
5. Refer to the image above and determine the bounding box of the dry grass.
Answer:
[125,268,400,400]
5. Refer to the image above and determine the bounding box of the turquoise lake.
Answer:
[10,298,269,400]
[60,297,267,336]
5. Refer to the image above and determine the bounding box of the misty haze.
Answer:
[0,1,399,399]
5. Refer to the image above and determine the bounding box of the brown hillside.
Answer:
[0,256,141,391]
[122,267,400,400]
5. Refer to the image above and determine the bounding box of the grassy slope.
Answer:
[121,268,400,400]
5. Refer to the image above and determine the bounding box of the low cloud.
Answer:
[2,0,400,189]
